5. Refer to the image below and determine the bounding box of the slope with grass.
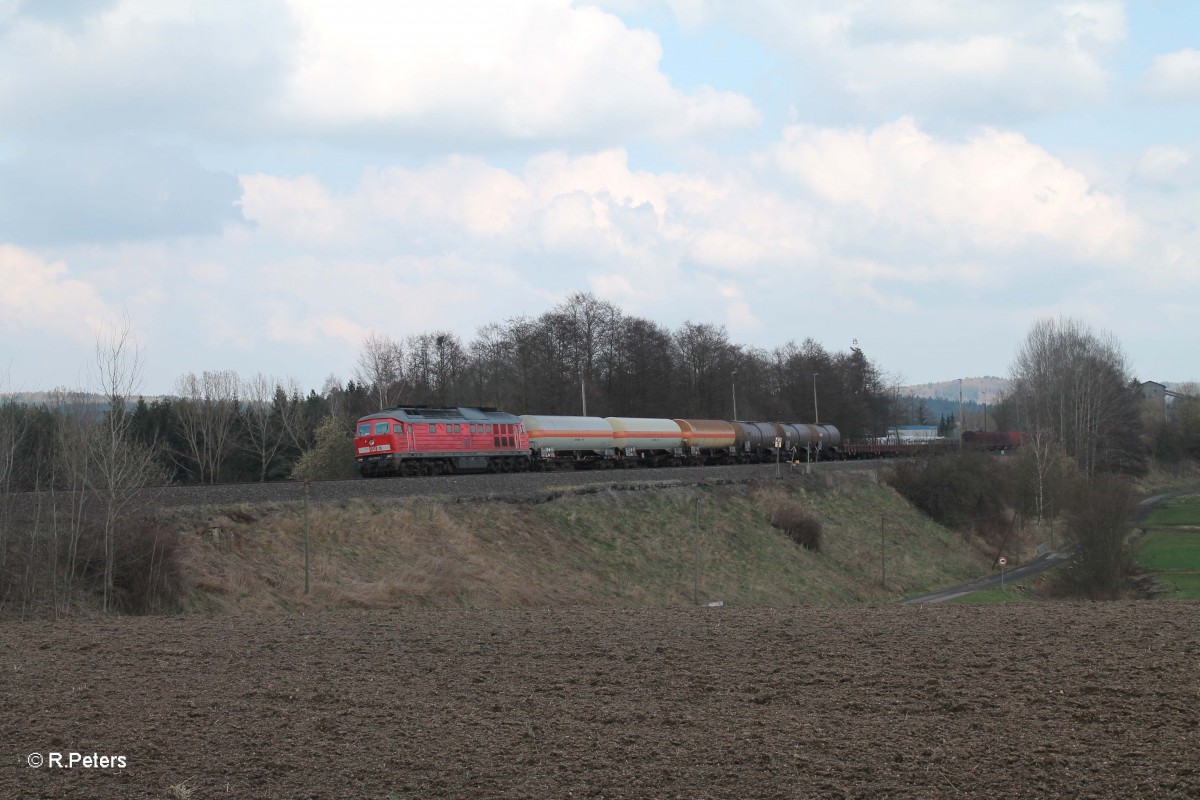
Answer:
[1135,492,1200,599]
[171,474,995,612]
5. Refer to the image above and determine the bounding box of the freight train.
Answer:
[353,406,842,477]
[839,429,1025,459]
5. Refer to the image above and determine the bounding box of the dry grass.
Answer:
[166,476,994,612]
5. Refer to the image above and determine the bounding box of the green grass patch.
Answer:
[1134,496,1200,598]
[1150,572,1200,600]
[1135,530,1200,571]
[1144,493,1200,527]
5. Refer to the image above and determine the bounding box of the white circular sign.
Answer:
[998,556,1008,567]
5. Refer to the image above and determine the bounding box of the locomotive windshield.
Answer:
[374,422,390,434]
[357,423,370,436]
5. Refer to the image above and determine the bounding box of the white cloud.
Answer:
[768,117,1139,263]
[610,0,1125,120]
[0,0,756,147]
[227,116,1146,347]
[281,0,758,142]
[1141,48,1200,102]
[239,174,348,244]
[1134,145,1193,187]
[0,245,112,342]
[0,1,293,136]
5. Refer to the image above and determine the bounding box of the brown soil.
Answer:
[4,603,1199,799]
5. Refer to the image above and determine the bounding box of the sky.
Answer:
[1,0,1197,396]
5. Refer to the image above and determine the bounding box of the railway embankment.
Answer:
[170,473,999,613]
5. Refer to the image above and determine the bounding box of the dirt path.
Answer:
[5,604,1199,799]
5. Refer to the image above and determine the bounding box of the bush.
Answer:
[1062,474,1134,599]
[769,502,822,551]
[291,416,357,481]
[888,453,1011,536]
[112,515,189,613]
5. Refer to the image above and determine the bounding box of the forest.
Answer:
[0,293,895,488]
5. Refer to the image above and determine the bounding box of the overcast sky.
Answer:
[1,0,1197,396]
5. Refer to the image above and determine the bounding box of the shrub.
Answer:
[769,502,822,551]
[888,452,1011,537]
[291,416,357,481]
[1061,473,1134,599]
[112,515,189,613]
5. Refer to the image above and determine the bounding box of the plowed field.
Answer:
[5,603,1199,799]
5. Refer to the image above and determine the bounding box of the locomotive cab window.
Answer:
[374,422,390,434]
[357,423,370,436]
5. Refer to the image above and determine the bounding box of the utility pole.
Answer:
[813,372,820,424]
[731,369,738,420]
[581,368,587,416]
[958,378,963,451]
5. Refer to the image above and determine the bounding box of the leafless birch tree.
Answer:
[240,373,304,481]
[1009,317,1142,477]
[354,332,405,410]
[174,369,240,483]
[88,318,167,612]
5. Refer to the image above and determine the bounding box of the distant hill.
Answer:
[901,377,1011,404]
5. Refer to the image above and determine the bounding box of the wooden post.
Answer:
[693,497,701,605]
[880,514,886,589]
[304,480,311,596]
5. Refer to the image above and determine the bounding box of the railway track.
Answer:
[142,458,889,509]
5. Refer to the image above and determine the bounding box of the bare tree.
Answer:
[88,317,167,612]
[354,332,405,411]
[174,370,240,484]
[241,373,303,481]
[0,382,28,586]
[1010,317,1142,476]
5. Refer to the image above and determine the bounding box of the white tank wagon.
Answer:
[520,415,617,468]
[605,417,686,465]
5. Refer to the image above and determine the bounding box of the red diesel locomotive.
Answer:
[355,406,530,477]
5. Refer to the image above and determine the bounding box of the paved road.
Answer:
[905,486,1200,604]
[901,552,1071,604]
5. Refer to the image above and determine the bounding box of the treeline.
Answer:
[1,294,894,492]
[347,293,891,435]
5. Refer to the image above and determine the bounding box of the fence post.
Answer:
[304,480,311,596]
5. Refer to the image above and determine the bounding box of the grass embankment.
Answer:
[171,474,993,612]
[1135,492,1200,599]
